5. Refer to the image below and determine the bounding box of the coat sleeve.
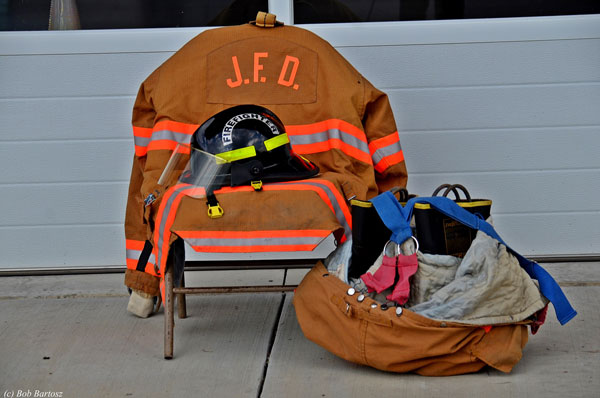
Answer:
[362,80,408,193]
[124,72,161,296]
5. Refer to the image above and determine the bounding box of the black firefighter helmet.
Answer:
[189,105,319,188]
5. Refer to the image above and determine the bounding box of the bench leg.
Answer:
[177,272,187,319]
[164,265,174,359]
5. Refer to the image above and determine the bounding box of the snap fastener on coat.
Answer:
[357,294,365,302]
[371,303,378,309]
[381,304,389,311]
[347,287,356,296]
[440,322,447,328]
[395,307,403,316]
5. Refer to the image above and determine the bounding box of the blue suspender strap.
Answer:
[370,192,577,325]
[369,191,413,245]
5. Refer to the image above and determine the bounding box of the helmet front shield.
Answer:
[158,143,232,197]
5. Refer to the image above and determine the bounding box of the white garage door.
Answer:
[0,2,598,270]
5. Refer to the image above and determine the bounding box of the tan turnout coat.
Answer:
[124,17,408,294]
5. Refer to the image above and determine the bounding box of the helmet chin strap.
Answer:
[204,160,265,219]
[205,189,224,219]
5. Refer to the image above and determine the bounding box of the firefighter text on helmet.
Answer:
[222,112,281,146]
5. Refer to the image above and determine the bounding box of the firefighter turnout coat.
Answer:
[124,14,408,295]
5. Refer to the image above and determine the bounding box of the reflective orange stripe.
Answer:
[154,184,205,275]
[368,133,400,153]
[374,150,405,173]
[178,229,332,253]
[176,230,332,239]
[144,262,158,276]
[152,184,183,275]
[125,239,146,251]
[154,120,199,134]
[133,120,199,139]
[132,126,153,138]
[369,132,404,173]
[125,259,159,276]
[290,140,372,165]
[285,119,372,165]
[133,120,199,157]
[125,239,159,276]
[147,140,191,154]
[126,258,138,268]
[185,244,319,253]
[125,239,145,271]
[287,119,366,141]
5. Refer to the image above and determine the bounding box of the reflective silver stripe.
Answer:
[156,185,192,272]
[275,181,352,239]
[184,236,324,248]
[133,136,150,147]
[126,249,156,265]
[289,129,370,155]
[133,129,192,148]
[152,129,193,144]
[371,139,403,165]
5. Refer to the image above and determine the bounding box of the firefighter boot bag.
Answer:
[293,191,577,376]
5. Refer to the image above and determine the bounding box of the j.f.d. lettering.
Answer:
[226,52,300,90]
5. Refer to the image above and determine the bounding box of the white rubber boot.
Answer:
[127,289,155,318]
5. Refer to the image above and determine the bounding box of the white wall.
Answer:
[0,14,599,269]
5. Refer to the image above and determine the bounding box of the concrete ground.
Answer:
[0,262,598,398]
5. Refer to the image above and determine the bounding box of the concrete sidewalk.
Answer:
[0,263,598,398]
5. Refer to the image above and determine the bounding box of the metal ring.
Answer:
[410,236,419,254]
[384,237,420,256]
[383,240,401,257]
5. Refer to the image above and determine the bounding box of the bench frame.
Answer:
[163,258,317,359]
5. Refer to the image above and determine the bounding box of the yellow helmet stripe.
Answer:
[215,133,288,163]
[216,146,257,163]
[264,133,290,151]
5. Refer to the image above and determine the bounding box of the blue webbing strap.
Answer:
[370,191,577,325]
[370,191,413,245]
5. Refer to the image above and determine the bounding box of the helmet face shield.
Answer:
[158,144,232,196]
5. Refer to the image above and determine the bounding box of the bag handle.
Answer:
[432,183,458,198]
[370,191,577,326]
[432,183,472,201]
[390,187,413,202]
